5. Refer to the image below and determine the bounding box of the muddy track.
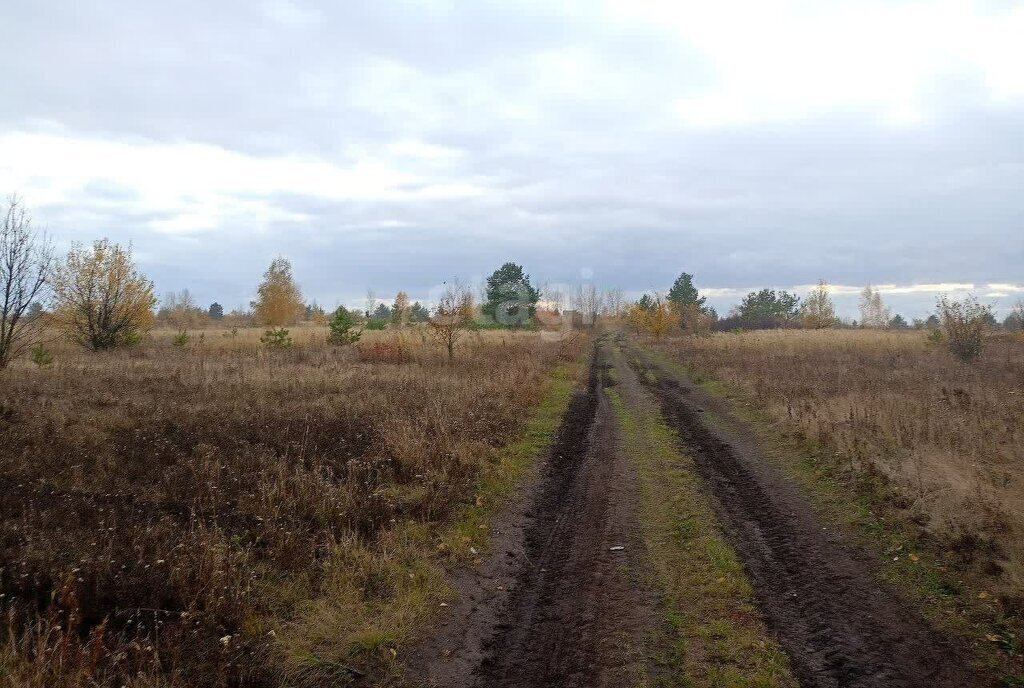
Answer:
[474,343,656,687]
[625,344,982,688]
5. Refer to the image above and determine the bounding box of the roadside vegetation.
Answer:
[1,196,588,688]
[647,328,1024,676]
[0,321,584,687]
[614,270,1022,680]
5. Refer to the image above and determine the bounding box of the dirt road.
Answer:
[406,337,988,687]
[473,346,658,687]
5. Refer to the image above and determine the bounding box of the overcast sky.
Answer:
[1,0,1022,318]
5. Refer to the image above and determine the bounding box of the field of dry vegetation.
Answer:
[653,329,1024,628]
[0,326,582,687]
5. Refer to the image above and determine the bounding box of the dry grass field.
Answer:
[0,325,584,687]
[652,329,1024,619]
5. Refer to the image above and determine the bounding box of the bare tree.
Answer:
[540,282,565,314]
[160,289,206,331]
[603,287,625,318]
[859,285,891,328]
[571,284,603,326]
[364,289,377,319]
[428,282,474,361]
[1008,300,1024,330]
[0,196,53,369]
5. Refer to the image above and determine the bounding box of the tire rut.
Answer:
[475,342,655,688]
[626,345,983,688]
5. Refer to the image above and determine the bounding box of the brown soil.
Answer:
[473,352,658,688]
[404,337,992,688]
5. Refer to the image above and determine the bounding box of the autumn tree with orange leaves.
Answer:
[51,239,156,350]
[628,293,680,340]
[800,280,838,329]
[625,302,647,334]
[252,257,304,328]
[392,290,410,326]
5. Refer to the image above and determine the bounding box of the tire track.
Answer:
[626,345,983,688]
[475,342,656,688]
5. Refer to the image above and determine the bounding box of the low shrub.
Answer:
[260,327,292,349]
[327,307,362,346]
[120,329,144,347]
[938,295,989,362]
[29,343,53,367]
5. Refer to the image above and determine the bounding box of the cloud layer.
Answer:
[1,0,1021,316]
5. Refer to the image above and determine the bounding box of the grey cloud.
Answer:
[1,0,1022,319]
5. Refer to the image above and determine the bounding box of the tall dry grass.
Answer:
[655,329,1024,612]
[0,325,582,687]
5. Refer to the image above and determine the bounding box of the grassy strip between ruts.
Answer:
[635,345,1024,685]
[604,360,796,687]
[268,361,585,687]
